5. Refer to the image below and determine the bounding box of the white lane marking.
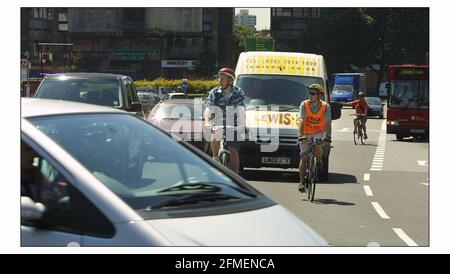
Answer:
[371,164,384,168]
[421,183,429,186]
[417,160,428,166]
[364,185,374,196]
[364,173,371,181]
[370,168,382,171]
[393,228,418,246]
[367,242,381,247]
[372,159,384,162]
[371,202,390,219]
[338,128,351,132]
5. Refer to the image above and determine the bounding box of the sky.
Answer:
[235,8,270,31]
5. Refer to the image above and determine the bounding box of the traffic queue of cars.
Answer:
[21,71,329,247]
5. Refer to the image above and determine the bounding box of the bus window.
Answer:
[389,80,419,109]
[418,80,429,109]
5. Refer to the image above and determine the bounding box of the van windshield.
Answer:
[332,84,354,94]
[236,74,325,111]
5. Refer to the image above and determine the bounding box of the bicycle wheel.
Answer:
[359,125,365,145]
[306,157,313,199]
[353,131,358,145]
[220,152,230,168]
[310,157,317,202]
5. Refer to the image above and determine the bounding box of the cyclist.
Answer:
[298,84,331,193]
[204,67,246,173]
[342,91,369,139]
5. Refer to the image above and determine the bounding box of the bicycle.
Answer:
[351,113,366,145]
[299,138,323,202]
[211,125,237,169]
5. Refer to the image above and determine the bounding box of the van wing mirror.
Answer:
[21,196,46,221]
[331,101,342,120]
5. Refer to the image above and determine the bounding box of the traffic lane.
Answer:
[245,170,407,246]
[366,171,428,246]
[383,134,428,173]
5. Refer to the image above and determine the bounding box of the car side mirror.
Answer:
[131,102,143,112]
[21,196,45,221]
[331,101,342,120]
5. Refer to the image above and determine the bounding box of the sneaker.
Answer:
[298,182,306,193]
[364,133,368,139]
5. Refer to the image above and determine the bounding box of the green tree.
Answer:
[304,8,429,90]
[234,24,255,61]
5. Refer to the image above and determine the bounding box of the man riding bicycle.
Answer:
[204,67,246,173]
[342,91,369,139]
[298,84,331,193]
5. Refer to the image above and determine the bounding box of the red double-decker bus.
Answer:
[386,65,429,140]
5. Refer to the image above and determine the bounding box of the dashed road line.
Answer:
[364,185,374,196]
[417,160,428,166]
[421,183,429,186]
[393,228,418,246]
[364,173,370,181]
[371,202,390,219]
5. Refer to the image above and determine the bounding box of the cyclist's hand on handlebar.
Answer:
[324,136,332,143]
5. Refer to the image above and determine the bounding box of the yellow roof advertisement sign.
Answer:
[237,52,323,77]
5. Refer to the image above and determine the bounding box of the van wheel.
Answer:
[396,134,404,141]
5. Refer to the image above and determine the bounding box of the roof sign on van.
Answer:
[239,55,321,77]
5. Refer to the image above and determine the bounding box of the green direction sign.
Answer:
[112,49,160,61]
[245,38,274,51]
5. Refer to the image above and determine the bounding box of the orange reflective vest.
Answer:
[303,100,327,135]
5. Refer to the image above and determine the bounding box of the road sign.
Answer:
[245,38,274,51]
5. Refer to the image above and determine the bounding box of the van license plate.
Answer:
[410,129,425,133]
[261,157,291,165]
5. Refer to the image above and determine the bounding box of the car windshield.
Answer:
[138,93,153,102]
[152,103,203,120]
[28,113,253,211]
[389,79,429,109]
[36,77,122,108]
[236,74,325,111]
[332,85,354,94]
[365,97,381,105]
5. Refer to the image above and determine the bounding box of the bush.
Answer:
[134,78,219,95]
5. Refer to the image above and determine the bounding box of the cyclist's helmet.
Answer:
[218,67,236,81]
[308,83,325,94]
[358,92,365,97]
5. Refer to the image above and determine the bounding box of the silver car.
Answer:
[21,98,328,246]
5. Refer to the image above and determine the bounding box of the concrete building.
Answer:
[270,8,321,51]
[21,8,235,79]
[235,9,256,32]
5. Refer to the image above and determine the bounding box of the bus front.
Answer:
[386,65,429,140]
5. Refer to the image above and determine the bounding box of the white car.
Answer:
[21,98,328,246]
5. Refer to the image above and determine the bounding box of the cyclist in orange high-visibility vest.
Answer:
[298,84,331,193]
[342,91,369,139]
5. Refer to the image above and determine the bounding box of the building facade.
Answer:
[270,7,321,52]
[235,9,256,32]
[21,8,235,80]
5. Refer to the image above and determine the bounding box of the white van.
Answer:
[235,51,341,179]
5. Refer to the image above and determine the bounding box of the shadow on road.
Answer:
[241,169,299,183]
[302,198,355,206]
[241,170,358,185]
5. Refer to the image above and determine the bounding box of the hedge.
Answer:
[134,78,219,95]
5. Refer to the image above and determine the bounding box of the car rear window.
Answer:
[36,77,122,108]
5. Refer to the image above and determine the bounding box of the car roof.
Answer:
[43,72,128,80]
[21,98,126,118]
[158,98,196,105]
